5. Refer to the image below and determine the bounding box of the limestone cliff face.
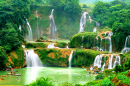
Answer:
[35,48,72,67]
[7,48,25,69]
[29,5,80,40]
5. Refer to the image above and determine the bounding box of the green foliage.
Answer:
[69,32,97,48]
[28,77,54,86]
[82,4,88,8]
[104,69,114,76]
[101,78,114,86]
[0,0,31,51]
[38,36,47,40]
[114,65,122,73]
[117,74,130,86]
[72,49,103,67]
[35,49,69,67]
[112,22,130,51]
[29,5,81,39]
[95,74,105,80]
[61,82,73,86]
[56,42,67,48]
[114,57,130,73]
[25,43,47,48]
[0,46,8,70]
[92,1,130,51]
[85,80,101,86]
[0,28,22,51]
[9,48,24,68]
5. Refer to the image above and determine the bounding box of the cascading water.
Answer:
[49,9,57,39]
[108,32,113,52]
[69,51,73,68]
[93,27,97,32]
[66,45,69,49]
[81,35,84,48]
[108,54,113,69]
[121,36,130,53]
[26,19,33,40]
[93,54,121,71]
[25,50,43,67]
[99,32,113,52]
[101,57,106,71]
[19,25,21,31]
[36,10,40,38]
[47,44,55,49]
[100,39,103,51]
[47,44,59,49]
[95,22,100,27]
[89,16,92,23]
[113,55,121,68]
[79,12,87,33]
[94,54,103,68]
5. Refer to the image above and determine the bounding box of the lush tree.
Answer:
[0,28,22,51]
[0,46,8,70]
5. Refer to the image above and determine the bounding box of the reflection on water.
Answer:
[0,67,95,85]
[25,67,42,84]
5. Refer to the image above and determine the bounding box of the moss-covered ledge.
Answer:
[34,48,72,67]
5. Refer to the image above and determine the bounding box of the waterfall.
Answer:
[101,63,105,71]
[89,16,92,23]
[22,45,25,48]
[47,44,55,49]
[47,44,59,49]
[36,10,40,38]
[93,27,97,32]
[94,54,103,68]
[108,32,113,52]
[81,35,84,48]
[49,9,57,39]
[108,54,113,69]
[19,25,21,31]
[25,50,43,67]
[121,36,130,53]
[79,12,87,33]
[96,22,100,27]
[66,45,69,49]
[101,56,106,71]
[93,54,121,71]
[113,55,121,68]
[99,32,113,52]
[100,39,103,51]
[69,51,73,68]
[26,19,33,40]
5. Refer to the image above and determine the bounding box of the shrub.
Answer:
[85,80,101,86]
[25,43,47,48]
[82,4,88,8]
[95,74,105,80]
[56,42,67,48]
[28,77,54,86]
[69,32,97,49]
[114,65,122,73]
[38,36,47,40]
[61,82,73,86]
[72,49,102,67]
[117,74,130,86]
[101,78,114,86]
